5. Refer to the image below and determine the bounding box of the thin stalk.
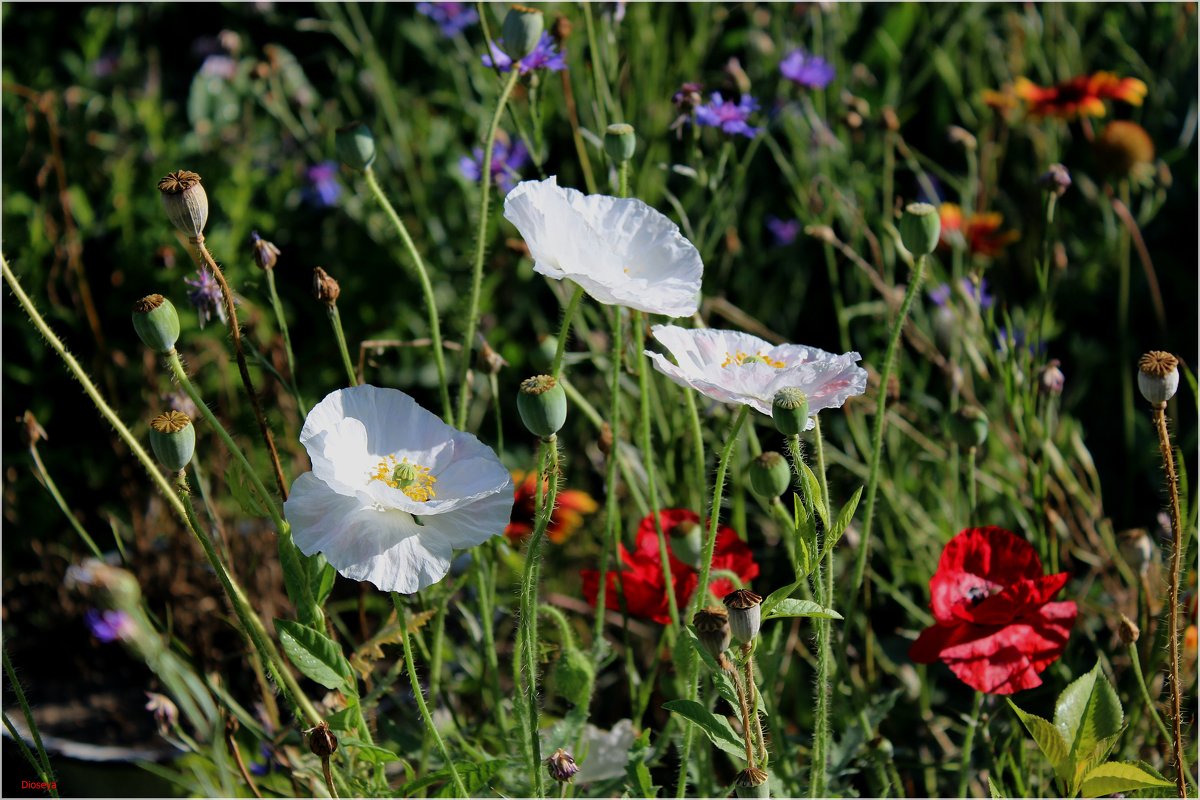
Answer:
[474,555,509,736]
[1118,182,1134,455]
[264,267,306,416]
[854,253,927,591]
[2,710,56,797]
[810,418,834,798]
[393,595,468,797]
[967,446,978,521]
[2,649,57,797]
[326,304,359,387]
[593,309,624,648]
[225,721,264,799]
[731,653,757,768]
[1128,642,1196,791]
[552,286,586,379]
[956,691,985,797]
[29,442,103,559]
[456,68,522,429]
[743,645,767,767]
[683,390,708,513]
[362,167,449,419]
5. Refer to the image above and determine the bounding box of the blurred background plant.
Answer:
[2,2,1196,797]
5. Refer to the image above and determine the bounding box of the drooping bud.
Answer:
[771,387,809,436]
[517,375,567,439]
[1038,360,1065,397]
[723,588,763,643]
[545,748,579,783]
[312,266,341,306]
[157,170,209,239]
[149,411,196,472]
[1118,613,1140,646]
[692,607,732,666]
[734,767,770,798]
[501,5,545,59]
[669,517,703,568]
[132,294,181,354]
[1137,351,1179,405]
[335,121,376,171]
[604,123,637,164]
[748,451,791,500]
[307,722,338,758]
[476,333,508,375]
[949,406,989,450]
[1038,164,1072,197]
[898,202,940,257]
[250,231,281,271]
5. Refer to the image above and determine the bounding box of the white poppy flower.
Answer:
[645,325,867,428]
[283,385,512,594]
[502,176,703,317]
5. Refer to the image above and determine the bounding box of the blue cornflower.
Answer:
[780,48,835,90]
[249,743,277,776]
[185,268,228,329]
[928,278,995,310]
[303,161,342,208]
[928,283,953,306]
[766,216,801,247]
[459,137,530,195]
[416,2,478,36]
[694,93,761,138]
[482,32,566,75]
[85,609,134,643]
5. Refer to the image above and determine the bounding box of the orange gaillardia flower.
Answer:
[938,203,1019,258]
[505,470,598,544]
[1014,72,1147,119]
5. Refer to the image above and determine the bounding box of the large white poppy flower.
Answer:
[645,325,867,428]
[502,176,703,317]
[283,385,512,594]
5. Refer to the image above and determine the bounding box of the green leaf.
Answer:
[1054,661,1123,770]
[339,736,401,764]
[625,729,657,798]
[1068,733,1124,795]
[1008,699,1069,773]
[760,581,802,618]
[1079,762,1174,798]
[863,3,921,68]
[987,776,1006,798]
[762,598,842,621]
[820,486,862,558]
[325,702,359,732]
[798,461,828,530]
[276,619,355,693]
[662,699,746,760]
[432,760,507,797]
[225,460,270,518]
[313,561,337,606]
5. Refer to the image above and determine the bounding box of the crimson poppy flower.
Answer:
[581,509,759,625]
[505,470,598,545]
[909,527,1076,695]
[1014,72,1147,119]
[938,204,1019,258]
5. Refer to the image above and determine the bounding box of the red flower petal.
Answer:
[931,527,1043,623]
[939,601,1077,694]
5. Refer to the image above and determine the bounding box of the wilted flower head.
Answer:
[184,268,229,329]
[145,692,179,736]
[766,216,801,247]
[545,748,579,783]
[250,231,281,271]
[780,47,835,90]
[482,31,566,75]
[459,135,530,195]
[303,161,342,208]
[416,2,478,36]
[694,92,761,138]
[85,608,136,643]
[1015,72,1147,119]
[503,176,704,317]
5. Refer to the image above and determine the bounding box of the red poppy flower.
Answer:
[504,470,598,545]
[581,509,759,625]
[910,527,1076,695]
[938,204,1019,258]
[1014,73,1147,119]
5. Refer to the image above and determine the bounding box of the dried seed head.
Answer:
[545,748,579,783]
[307,722,338,758]
[250,231,281,271]
[723,588,763,643]
[1137,351,1179,405]
[734,767,770,798]
[692,607,732,665]
[157,170,208,238]
[1118,613,1140,646]
[312,266,341,306]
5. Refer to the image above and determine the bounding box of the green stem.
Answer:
[326,304,359,387]
[29,443,103,559]
[552,286,586,379]
[1129,642,1197,793]
[474,551,509,736]
[593,309,624,648]
[618,160,630,199]
[488,371,505,457]
[956,691,985,797]
[810,418,834,798]
[2,710,56,797]
[393,596,467,797]
[456,68,522,429]
[2,648,57,797]
[362,166,449,420]
[264,268,306,416]
[854,253,927,592]
[967,446,977,522]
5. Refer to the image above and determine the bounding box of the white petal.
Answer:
[417,483,514,550]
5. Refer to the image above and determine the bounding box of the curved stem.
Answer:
[264,268,306,416]
[29,442,103,559]
[326,304,359,387]
[3,648,57,797]
[362,167,449,419]
[551,286,585,379]
[456,68,522,428]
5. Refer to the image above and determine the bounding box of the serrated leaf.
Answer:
[763,598,842,621]
[798,461,828,530]
[1080,762,1175,797]
[1069,732,1125,795]
[339,736,401,764]
[820,486,863,559]
[662,699,746,760]
[1054,661,1123,771]
[1008,699,1069,772]
[760,581,802,618]
[987,776,1005,798]
[276,619,355,693]
[225,459,271,518]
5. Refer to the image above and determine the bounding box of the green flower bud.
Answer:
[552,646,594,707]
[748,451,791,500]
[949,406,989,450]
[501,5,545,59]
[1137,351,1179,406]
[771,387,809,436]
[149,410,196,472]
[132,294,181,354]
[604,123,637,164]
[335,121,376,171]
[899,202,940,256]
[723,588,762,643]
[517,375,567,439]
[735,767,770,798]
[157,170,208,239]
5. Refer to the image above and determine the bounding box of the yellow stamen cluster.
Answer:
[720,351,785,369]
[368,455,437,502]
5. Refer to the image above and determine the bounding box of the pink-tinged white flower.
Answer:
[284,385,511,594]
[645,326,867,427]
[503,176,704,317]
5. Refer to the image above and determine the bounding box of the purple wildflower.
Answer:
[928,283,953,307]
[459,137,530,194]
[694,93,761,138]
[961,277,994,309]
[416,2,478,36]
[303,161,342,208]
[199,55,237,80]
[85,609,135,643]
[89,52,120,79]
[766,216,801,247]
[185,268,228,329]
[482,32,567,75]
[780,48,835,90]
[250,743,277,776]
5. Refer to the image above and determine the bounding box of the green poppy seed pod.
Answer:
[748,451,791,500]
[149,410,196,472]
[723,588,762,643]
[335,121,376,171]
[1137,351,1179,405]
[771,387,809,436]
[692,607,732,666]
[669,518,703,568]
[156,170,208,239]
[604,123,637,164]
[132,294,181,354]
[517,375,567,439]
[501,5,545,59]
[734,767,770,798]
[899,202,940,256]
[949,406,989,450]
